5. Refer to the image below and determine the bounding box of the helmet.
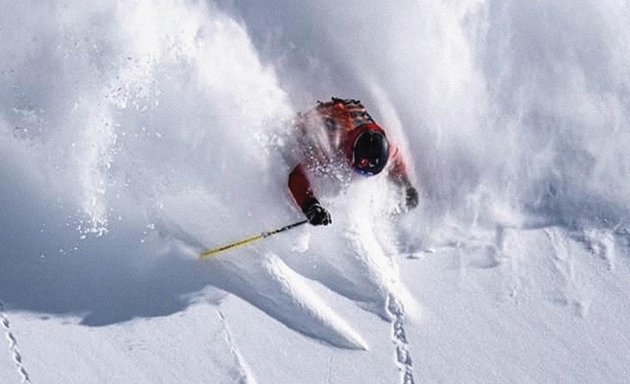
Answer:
[351,128,389,175]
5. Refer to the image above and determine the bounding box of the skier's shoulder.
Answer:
[317,97,365,111]
[315,97,371,122]
[296,97,377,134]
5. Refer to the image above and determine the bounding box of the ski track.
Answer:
[387,294,415,384]
[0,297,32,384]
[544,228,592,316]
[217,310,259,384]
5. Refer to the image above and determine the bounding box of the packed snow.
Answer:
[2,0,630,383]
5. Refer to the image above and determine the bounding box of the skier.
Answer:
[288,97,419,226]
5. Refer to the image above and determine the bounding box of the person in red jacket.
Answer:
[288,97,418,225]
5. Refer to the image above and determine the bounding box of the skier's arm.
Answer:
[288,164,331,225]
[387,145,419,210]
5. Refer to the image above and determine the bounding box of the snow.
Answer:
[407,227,630,383]
[2,0,630,383]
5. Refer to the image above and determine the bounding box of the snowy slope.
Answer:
[2,0,630,383]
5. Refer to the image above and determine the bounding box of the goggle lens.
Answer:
[356,158,376,175]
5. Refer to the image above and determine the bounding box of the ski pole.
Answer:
[199,219,309,259]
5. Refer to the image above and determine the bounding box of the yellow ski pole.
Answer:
[199,220,309,259]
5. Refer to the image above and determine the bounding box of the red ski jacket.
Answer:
[288,98,410,210]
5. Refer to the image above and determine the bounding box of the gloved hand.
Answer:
[405,186,419,210]
[302,198,332,226]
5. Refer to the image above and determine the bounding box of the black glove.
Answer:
[302,198,332,226]
[405,186,419,210]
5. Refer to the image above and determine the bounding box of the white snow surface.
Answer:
[2,0,630,383]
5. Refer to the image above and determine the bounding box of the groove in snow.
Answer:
[0,297,32,384]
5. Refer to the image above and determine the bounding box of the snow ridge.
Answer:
[0,298,31,384]
[387,294,415,384]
